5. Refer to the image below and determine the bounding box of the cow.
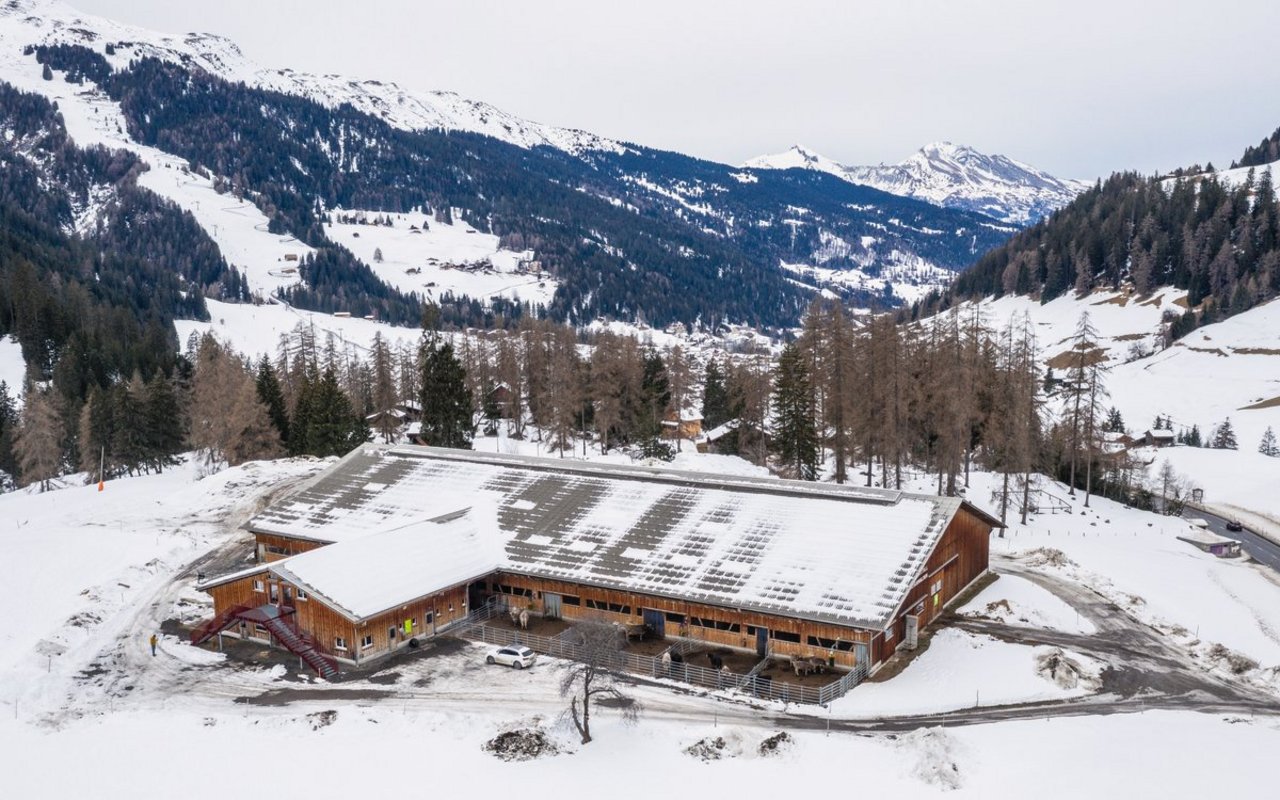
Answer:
[707,652,724,670]
[508,605,521,626]
[518,609,530,630]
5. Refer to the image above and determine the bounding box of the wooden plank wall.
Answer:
[252,533,326,562]
[207,572,470,665]
[488,572,874,669]
[874,506,991,664]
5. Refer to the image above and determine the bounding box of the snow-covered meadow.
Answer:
[0,451,1278,798]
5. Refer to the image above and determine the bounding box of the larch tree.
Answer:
[189,334,281,471]
[15,386,63,491]
[665,345,694,452]
[369,332,399,443]
[1065,312,1101,495]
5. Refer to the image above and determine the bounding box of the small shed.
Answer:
[1176,530,1242,558]
[1142,429,1176,448]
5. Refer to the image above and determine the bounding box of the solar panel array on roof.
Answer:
[248,445,965,629]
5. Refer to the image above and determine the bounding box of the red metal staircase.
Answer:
[190,604,251,646]
[190,604,340,681]
[259,613,341,681]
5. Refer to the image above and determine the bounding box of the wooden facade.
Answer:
[219,499,994,676]
[254,533,325,562]
[873,504,991,664]
[206,570,472,666]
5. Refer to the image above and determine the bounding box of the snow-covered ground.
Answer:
[0,452,1278,796]
[0,335,24,399]
[959,573,1097,635]
[958,472,1280,675]
[833,628,1100,716]
[965,288,1280,519]
[323,210,557,307]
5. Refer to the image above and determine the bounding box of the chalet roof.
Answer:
[269,507,501,621]
[245,445,996,630]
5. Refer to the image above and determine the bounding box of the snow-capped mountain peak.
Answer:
[0,0,627,155]
[744,140,1088,225]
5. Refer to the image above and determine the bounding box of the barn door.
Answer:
[756,627,768,657]
[544,593,562,620]
[854,643,869,673]
[642,609,664,639]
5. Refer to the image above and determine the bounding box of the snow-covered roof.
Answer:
[703,420,740,441]
[269,507,501,621]
[247,445,993,629]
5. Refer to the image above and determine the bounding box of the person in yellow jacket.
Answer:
[149,633,158,657]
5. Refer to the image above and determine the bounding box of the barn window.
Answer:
[296,587,308,601]
[930,579,943,595]
[806,636,856,652]
[884,627,896,642]
[334,637,347,651]
[585,599,630,614]
[361,634,374,650]
[769,630,801,644]
[689,617,740,633]
[561,595,581,606]
[266,545,289,556]
[253,580,264,592]
[664,612,685,624]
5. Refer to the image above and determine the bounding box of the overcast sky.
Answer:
[70,0,1280,179]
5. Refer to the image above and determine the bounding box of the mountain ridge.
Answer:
[746,142,1089,225]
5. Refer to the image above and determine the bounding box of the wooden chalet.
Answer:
[194,445,998,678]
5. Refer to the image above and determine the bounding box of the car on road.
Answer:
[486,645,536,669]
[1226,519,1244,532]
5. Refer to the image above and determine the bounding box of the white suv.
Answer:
[486,645,537,669]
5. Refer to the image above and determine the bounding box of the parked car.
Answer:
[1225,519,1244,532]
[486,645,536,669]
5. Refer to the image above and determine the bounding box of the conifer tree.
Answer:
[369,332,399,443]
[143,372,184,472]
[255,358,290,447]
[291,367,368,457]
[16,387,64,490]
[1211,418,1238,450]
[771,343,819,481]
[419,338,474,449]
[1260,426,1279,457]
[701,359,730,431]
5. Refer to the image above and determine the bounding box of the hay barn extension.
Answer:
[193,445,998,700]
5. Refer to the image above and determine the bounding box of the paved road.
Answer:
[1183,507,1280,573]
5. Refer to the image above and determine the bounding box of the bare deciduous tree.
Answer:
[558,620,640,744]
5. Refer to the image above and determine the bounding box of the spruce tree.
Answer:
[143,373,184,472]
[419,338,474,449]
[635,351,670,448]
[292,367,368,457]
[255,358,290,446]
[771,343,819,481]
[1211,418,1238,450]
[1260,426,1279,458]
[701,359,730,430]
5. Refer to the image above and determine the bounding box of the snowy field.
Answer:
[0,451,1277,797]
[323,210,558,307]
[833,628,1100,716]
[0,335,23,398]
[966,289,1280,519]
[961,473,1280,675]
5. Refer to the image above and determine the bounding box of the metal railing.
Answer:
[452,617,867,706]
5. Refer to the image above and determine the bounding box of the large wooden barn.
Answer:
[195,445,998,678]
